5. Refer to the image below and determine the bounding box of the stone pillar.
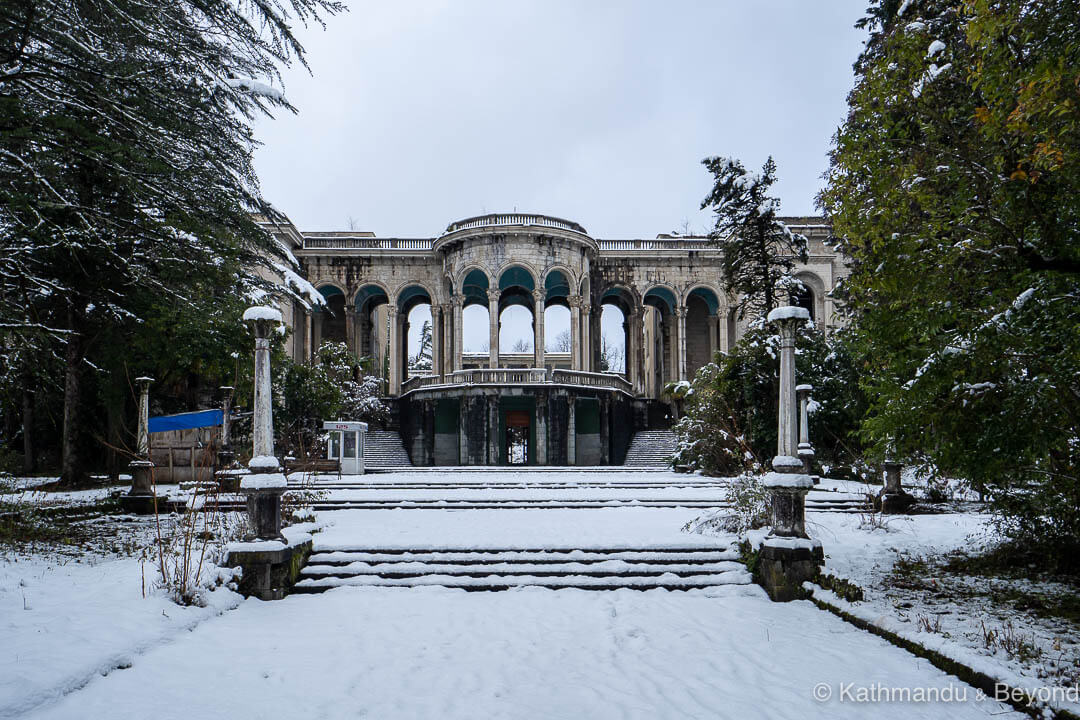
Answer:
[676,306,688,381]
[400,316,410,383]
[535,392,548,465]
[598,395,610,465]
[123,376,157,512]
[216,385,240,492]
[719,309,730,354]
[387,307,400,394]
[452,294,464,373]
[567,395,577,465]
[628,308,643,395]
[758,305,821,602]
[568,295,582,370]
[431,305,443,376]
[581,303,592,372]
[242,306,287,543]
[459,394,470,465]
[486,393,500,464]
[487,290,500,369]
[533,289,546,369]
[708,312,719,360]
[345,306,357,356]
[304,311,314,361]
[796,383,815,478]
[881,460,914,513]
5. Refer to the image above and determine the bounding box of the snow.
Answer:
[0,551,240,718]
[927,40,946,57]
[763,471,813,488]
[247,454,280,471]
[239,472,286,490]
[762,536,823,551]
[241,305,282,323]
[20,584,1023,720]
[770,455,805,471]
[766,305,810,322]
[224,77,284,102]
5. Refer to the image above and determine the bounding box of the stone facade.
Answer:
[263,212,846,466]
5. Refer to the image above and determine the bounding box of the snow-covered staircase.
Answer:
[623,430,677,467]
[365,430,413,469]
[293,545,752,593]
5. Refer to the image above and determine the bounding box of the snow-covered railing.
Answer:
[398,367,632,394]
[597,238,714,251]
[551,369,632,392]
[301,237,433,250]
[443,214,587,235]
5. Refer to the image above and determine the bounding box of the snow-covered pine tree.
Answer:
[700,156,809,319]
[0,0,340,485]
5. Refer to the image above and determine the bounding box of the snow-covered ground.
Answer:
[804,511,1080,716]
[1,470,1061,719]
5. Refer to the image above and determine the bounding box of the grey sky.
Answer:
[252,0,868,355]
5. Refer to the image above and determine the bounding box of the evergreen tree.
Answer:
[700,156,809,319]
[0,0,341,484]
[409,320,433,372]
[819,0,1080,565]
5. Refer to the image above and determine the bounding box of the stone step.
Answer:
[364,430,413,468]
[214,498,868,512]
[292,546,752,593]
[623,430,678,467]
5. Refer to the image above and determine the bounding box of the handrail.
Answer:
[443,213,587,235]
[597,238,714,251]
[398,368,632,394]
[301,237,434,250]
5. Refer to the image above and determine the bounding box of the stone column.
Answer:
[676,306,688,381]
[124,376,156,509]
[487,290,500,369]
[431,305,443,376]
[388,306,401,395]
[535,392,548,465]
[242,306,287,543]
[304,310,313,361]
[567,395,577,465]
[452,295,464,373]
[718,309,730,354]
[569,295,582,370]
[487,393,500,464]
[533,289,546,369]
[796,384,815,475]
[708,312,719,360]
[581,303,592,372]
[401,316,410,383]
[345,306,357,356]
[598,395,610,465]
[758,305,821,602]
[628,308,644,395]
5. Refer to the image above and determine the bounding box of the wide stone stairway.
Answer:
[293,545,751,593]
[219,469,870,595]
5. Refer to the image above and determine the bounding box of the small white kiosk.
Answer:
[323,420,368,475]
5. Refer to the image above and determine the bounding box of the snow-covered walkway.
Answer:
[6,471,1025,718]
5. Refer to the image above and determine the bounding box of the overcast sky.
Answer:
[253,1,868,354]
[253,0,867,240]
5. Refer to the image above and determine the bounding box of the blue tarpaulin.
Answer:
[148,409,223,433]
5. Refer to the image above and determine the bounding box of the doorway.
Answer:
[505,410,530,465]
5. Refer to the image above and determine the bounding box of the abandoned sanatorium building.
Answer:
[262,212,846,467]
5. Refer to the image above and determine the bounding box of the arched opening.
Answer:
[792,272,825,327]
[545,305,571,354]
[643,286,678,398]
[599,305,626,373]
[497,265,537,367]
[354,284,390,377]
[460,269,491,366]
[396,285,432,381]
[686,287,721,378]
[315,285,347,349]
[600,286,636,380]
